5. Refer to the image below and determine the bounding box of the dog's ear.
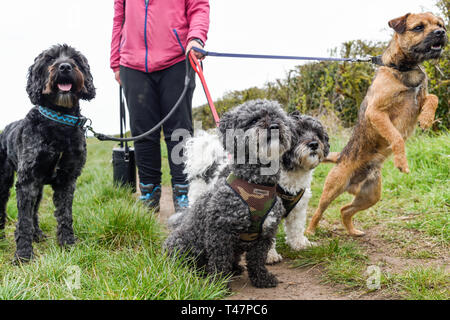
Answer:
[438,17,447,31]
[26,51,47,106]
[218,110,237,137]
[322,129,330,158]
[76,52,96,101]
[388,13,411,34]
[218,109,240,150]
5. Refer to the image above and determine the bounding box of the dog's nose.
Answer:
[269,123,279,131]
[58,63,72,73]
[308,141,319,150]
[434,29,446,37]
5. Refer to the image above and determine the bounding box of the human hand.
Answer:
[186,39,205,60]
[114,71,121,85]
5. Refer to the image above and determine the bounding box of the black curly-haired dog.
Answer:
[0,44,95,262]
[165,100,292,288]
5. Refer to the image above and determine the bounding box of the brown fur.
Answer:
[306,13,448,236]
[43,63,86,108]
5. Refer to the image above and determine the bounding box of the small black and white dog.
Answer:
[165,100,292,288]
[180,111,330,265]
[267,112,329,263]
[0,44,95,262]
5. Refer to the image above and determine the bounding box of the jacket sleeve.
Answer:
[110,0,125,72]
[186,0,210,45]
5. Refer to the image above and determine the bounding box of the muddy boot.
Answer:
[139,183,161,212]
[172,184,189,212]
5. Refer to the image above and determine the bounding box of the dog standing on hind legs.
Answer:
[0,44,95,262]
[306,12,448,237]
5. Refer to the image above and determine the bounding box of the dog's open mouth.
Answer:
[57,83,73,92]
[431,44,443,51]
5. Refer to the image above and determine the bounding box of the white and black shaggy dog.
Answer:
[180,111,330,265]
[267,112,329,263]
[0,44,95,262]
[165,100,292,288]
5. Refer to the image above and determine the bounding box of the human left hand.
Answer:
[186,40,205,60]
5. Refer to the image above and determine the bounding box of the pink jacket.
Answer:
[111,0,209,73]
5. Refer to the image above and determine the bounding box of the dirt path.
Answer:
[155,186,382,300]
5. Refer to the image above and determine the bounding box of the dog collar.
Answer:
[371,55,416,72]
[226,173,277,242]
[38,106,88,128]
[276,185,305,218]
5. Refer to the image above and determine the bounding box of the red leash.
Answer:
[188,51,220,128]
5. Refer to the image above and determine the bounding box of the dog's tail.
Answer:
[184,129,228,206]
[184,129,226,182]
[323,152,340,164]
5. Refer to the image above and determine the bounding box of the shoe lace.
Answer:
[140,185,161,201]
[176,194,189,208]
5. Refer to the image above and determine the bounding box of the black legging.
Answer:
[120,60,195,186]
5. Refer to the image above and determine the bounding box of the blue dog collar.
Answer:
[38,106,87,128]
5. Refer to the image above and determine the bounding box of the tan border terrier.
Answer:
[306,12,448,237]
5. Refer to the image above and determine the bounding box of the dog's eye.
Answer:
[412,25,424,32]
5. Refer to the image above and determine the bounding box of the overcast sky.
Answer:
[0,0,439,133]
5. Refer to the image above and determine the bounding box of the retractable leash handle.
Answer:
[188,50,220,127]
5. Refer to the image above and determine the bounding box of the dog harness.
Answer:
[276,185,306,218]
[38,106,88,128]
[226,173,277,242]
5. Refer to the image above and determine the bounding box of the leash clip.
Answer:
[77,116,88,128]
[356,57,374,63]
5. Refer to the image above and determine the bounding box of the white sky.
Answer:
[0,0,439,133]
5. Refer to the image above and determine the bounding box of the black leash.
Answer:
[87,57,194,142]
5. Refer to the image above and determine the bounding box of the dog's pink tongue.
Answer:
[58,83,72,92]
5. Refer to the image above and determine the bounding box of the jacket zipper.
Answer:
[144,0,150,72]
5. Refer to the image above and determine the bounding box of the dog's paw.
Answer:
[287,236,317,251]
[348,229,366,237]
[232,265,245,276]
[13,251,34,265]
[418,114,434,130]
[394,155,410,174]
[58,235,78,247]
[251,272,279,288]
[33,230,47,243]
[305,227,316,237]
[266,249,283,265]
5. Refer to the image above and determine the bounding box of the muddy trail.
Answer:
[155,187,384,300]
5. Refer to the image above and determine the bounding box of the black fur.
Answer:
[0,44,95,262]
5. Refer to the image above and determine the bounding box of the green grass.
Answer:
[0,139,228,300]
[0,131,448,300]
[383,267,450,300]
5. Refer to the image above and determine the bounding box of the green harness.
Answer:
[226,173,306,242]
[226,173,277,242]
[276,185,305,218]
